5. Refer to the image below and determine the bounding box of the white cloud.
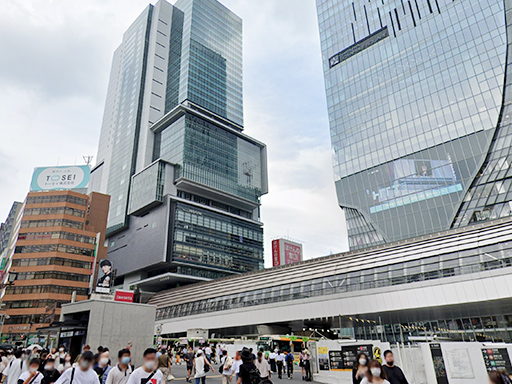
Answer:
[0,0,348,264]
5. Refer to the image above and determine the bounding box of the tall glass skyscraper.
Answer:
[316,0,509,249]
[90,0,268,292]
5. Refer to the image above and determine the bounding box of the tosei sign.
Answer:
[30,165,90,191]
[272,239,303,267]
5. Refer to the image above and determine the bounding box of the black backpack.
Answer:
[248,366,261,384]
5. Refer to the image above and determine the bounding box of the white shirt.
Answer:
[105,365,132,384]
[3,359,27,384]
[360,379,390,384]
[194,356,207,378]
[126,367,163,384]
[54,367,100,384]
[205,348,212,355]
[232,360,242,375]
[220,357,232,376]
[255,359,270,378]
[268,353,276,360]
[275,354,284,362]
[18,371,43,384]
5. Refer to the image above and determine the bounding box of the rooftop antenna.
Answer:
[83,155,94,166]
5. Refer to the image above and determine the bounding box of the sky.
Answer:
[0,0,348,265]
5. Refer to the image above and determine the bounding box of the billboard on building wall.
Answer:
[272,239,303,266]
[96,259,113,294]
[30,165,90,191]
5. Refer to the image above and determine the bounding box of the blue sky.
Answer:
[0,0,348,264]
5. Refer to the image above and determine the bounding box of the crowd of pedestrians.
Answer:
[2,343,509,384]
[0,343,311,384]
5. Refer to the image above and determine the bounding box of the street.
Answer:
[168,362,316,384]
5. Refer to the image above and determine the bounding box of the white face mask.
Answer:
[370,368,381,377]
[59,348,64,352]
[99,357,109,366]
[44,365,54,371]
[29,367,37,373]
[359,358,367,366]
[144,360,156,370]
[80,361,91,370]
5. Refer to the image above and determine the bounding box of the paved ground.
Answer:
[168,362,315,384]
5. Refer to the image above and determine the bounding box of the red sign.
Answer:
[284,242,302,264]
[272,240,281,267]
[114,290,134,303]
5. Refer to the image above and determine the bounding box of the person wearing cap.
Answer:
[54,351,100,384]
[97,261,112,289]
[193,350,212,384]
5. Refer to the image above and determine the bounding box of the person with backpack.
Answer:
[236,349,259,384]
[219,351,233,384]
[2,350,27,384]
[18,359,43,384]
[193,350,212,384]
[105,349,132,384]
[285,353,294,380]
[93,352,111,384]
[42,358,61,384]
[54,351,100,384]
[126,348,163,384]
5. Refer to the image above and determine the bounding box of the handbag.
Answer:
[167,374,175,381]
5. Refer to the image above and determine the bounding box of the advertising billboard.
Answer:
[272,239,303,267]
[30,165,90,191]
[368,156,462,214]
[96,259,113,294]
[272,240,280,267]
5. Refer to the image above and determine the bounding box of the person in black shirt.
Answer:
[352,352,368,384]
[42,359,60,384]
[237,349,258,384]
[381,351,408,384]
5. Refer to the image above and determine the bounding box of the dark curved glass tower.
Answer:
[316,0,510,250]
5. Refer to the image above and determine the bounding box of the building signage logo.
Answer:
[284,242,302,264]
[30,165,90,191]
[272,240,280,267]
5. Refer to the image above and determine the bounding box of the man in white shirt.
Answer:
[105,349,132,384]
[17,358,43,384]
[126,349,163,384]
[231,352,242,383]
[204,347,212,363]
[220,351,232,384]
[54,351,100,384]
[2,350,27,384]
[275,351,285,379]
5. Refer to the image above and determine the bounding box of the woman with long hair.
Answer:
[360,360,390,384]
[352,352,369,384]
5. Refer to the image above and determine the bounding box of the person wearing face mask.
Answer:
[2,350,28,384]
[126,348,163,384]
[57,349,66,367]
[360,360,390,384]
[381,351,408,384]
[94,353,111,384]
[352,353,369,384]
[17,359,42,384]
[57,356,72,374]
[54,351,100,384]
[42,358,60,384]
[105,350,132,384]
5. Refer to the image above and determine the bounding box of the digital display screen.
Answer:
[368,155,462,214]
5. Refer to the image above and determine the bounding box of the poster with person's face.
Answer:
[96,259,113,294]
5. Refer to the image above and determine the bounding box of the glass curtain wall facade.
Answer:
[91,0,267,289]
[316,0,509,249]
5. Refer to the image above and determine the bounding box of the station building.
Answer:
[149,217,512,343]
